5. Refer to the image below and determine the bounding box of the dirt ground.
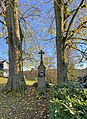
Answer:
[0,85,51,119]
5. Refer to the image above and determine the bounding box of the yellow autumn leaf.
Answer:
[6,32,8,36]
[0,32,2,37]
[48,28,55,34]
[30,42,32,45]
[4,21,6,25]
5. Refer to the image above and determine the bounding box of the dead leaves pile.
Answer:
[0,86,51,119]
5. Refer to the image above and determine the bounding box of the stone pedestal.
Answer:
[38,77,45,87]
[37,50,46,93]
[37,77,45,93]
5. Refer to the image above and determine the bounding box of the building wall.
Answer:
[3,61,9,69]
[2,70,9,77]
[2,61,9,77]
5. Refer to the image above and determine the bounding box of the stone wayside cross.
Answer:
[39,50,44,64]
[37,50,46,93]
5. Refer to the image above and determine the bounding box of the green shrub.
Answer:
[48,82,87,119]
[33,82,38,88]
[45,82,51,88]
[12,88,16,96]
[37,86,46,95]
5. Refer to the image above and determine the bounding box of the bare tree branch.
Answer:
[67,20,87,40]
[65,0,85,38]
[66,44,87,57]
[70,37,87,42]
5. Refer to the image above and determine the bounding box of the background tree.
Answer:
[54,0,87,83]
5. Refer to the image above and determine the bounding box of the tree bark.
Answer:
[54,0,67,83]
[4,0,26,92]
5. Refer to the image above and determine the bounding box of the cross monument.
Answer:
[37,50,46,93]
[39,50,44,64]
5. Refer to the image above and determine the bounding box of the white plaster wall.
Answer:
[3,61,9,69]
[3,61,9,77]
[3,71,9,77]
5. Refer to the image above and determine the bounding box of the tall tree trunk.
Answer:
[4,0,26,92]
[54,0,67,83]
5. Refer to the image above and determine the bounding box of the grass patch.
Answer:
[0,77,37,91]
[26,79,37,85]
[0,77,37,85]
[0,77,8,84]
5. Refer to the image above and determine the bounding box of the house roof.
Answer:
[38,63,46,69]
[0,60,9,64]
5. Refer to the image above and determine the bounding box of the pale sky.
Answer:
[0,0,87,70]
